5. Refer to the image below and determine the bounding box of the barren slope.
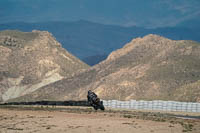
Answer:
[10,34,200,102]
[0,30,89,102]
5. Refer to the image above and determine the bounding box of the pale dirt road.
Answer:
[0,106,199,133]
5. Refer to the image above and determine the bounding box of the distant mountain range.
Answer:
[0,30,88,102]
[1,0,200,28]
[10,34,200,102]
[0,20,200,65]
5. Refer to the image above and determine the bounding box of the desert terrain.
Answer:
[0,106,199,133]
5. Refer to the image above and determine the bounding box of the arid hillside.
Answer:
[9,34,200,102]
[0,30,89,102]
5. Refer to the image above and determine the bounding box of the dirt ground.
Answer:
[0,106,200,133]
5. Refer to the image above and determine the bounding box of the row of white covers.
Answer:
[102,100,200,112]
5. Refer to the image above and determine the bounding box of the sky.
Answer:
[0,0,200,28]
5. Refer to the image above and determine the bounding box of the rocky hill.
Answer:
[1,21,200,66]
[0,30,89,102]
[9,34,200,102]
